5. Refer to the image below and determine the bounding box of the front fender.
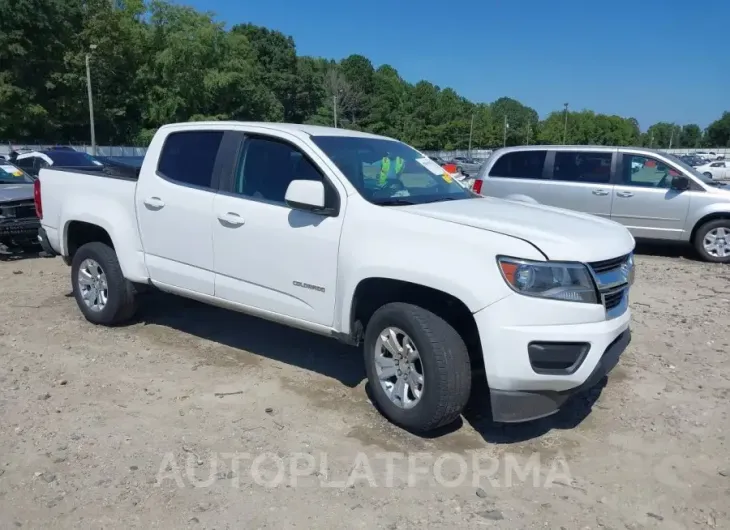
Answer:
[684,201,730,241]
[333,202,544,334]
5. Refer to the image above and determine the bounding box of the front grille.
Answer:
[603,287,624,310]
[587,254,632,319]
[0,200,37,220]
[0,217,40,236]
[588,253,630,274]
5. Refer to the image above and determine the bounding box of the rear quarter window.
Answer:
[488,150,547,179]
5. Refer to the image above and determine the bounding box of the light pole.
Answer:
[85,44,98,155]
[503,115,508,147]
[333,95,337,128]
[563,102,569,144]
[468,112,475,154]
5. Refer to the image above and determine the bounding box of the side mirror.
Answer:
[285,180,329,214]
[671,176,689,191]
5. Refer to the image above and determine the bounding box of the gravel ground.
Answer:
[0,248,728,529]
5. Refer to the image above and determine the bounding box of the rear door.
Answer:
[536,150,616,217]
[482,150,548,203]
[135,129,229,295]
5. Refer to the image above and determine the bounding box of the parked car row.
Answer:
[427,155,485,176]
[468,145,730,262]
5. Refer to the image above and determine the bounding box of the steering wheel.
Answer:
[657,170,678,189]
[371,178,406,197]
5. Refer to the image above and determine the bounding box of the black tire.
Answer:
[693,219,730,263]
[363,302,471,433]
[71,242,137,325]
[703,172,713,179]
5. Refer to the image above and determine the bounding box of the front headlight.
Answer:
[497,256,598,304]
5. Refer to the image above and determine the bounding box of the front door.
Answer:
[610,153,691,240]
[212,133,345,326]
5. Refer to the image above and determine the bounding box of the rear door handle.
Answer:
[217,212,245,227]
[592,189,609,196]
[143,197,165,209]
[616,191,634,198]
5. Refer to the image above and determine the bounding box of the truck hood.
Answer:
[403,197,635,262]
[0,183,34,202]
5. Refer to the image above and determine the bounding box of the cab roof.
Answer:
[158,121,394,141]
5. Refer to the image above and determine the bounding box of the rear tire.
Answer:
[693,219,730,263]
[363,302,471,433]
[71,242,137,325]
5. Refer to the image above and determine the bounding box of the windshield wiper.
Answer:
[420,197,463,203]
[375,198,418,206]
[705,180,727,187]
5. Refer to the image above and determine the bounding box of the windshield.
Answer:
[0,163,33,183]
[311,136,475,205]
[45,151,103,167]
[665,153,717,185]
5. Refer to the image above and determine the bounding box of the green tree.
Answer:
[490,97,539,146]
[679,124,702,148]
[705,112,730,147]
[1,0,727,150]
[0,0,85,141]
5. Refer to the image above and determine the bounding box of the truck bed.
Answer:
[45,165,140,181]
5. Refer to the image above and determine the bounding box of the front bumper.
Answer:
[0,217,41,240]
[474,292,631,422]
[489,329,630,422]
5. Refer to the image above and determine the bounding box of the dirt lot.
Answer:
[0,248,728,529]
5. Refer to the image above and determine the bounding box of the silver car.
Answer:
[451,156,483,176]
[471,145,730,263]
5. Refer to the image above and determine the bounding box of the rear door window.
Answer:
[157,131,224,189]
[488,151,547,179]
[552,151,612,184]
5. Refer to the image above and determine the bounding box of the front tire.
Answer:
[704,172,713,179]
[71,242,137,325]
[363,303,471,433]
[693,219,730,263]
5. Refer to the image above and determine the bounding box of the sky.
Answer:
[179,0,728,130]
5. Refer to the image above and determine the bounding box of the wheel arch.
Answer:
[690,211,730,245]
[346,277,483,369]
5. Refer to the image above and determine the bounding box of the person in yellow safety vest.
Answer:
[378,156,405,187]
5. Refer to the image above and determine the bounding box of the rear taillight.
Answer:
[33,179,42,219]
[472,179,483,194]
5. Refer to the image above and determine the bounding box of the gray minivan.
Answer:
[471,146,730,263]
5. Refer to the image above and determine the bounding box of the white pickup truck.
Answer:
[36,122,635,433]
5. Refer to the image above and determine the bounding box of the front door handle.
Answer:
[143,197,165,209]
[217,212,245,227]
[592,189,609,196]
[616,191,634,198]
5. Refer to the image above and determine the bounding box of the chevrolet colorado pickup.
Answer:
[36,122,635,433]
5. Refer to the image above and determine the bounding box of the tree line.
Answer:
[2,0,729,150]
